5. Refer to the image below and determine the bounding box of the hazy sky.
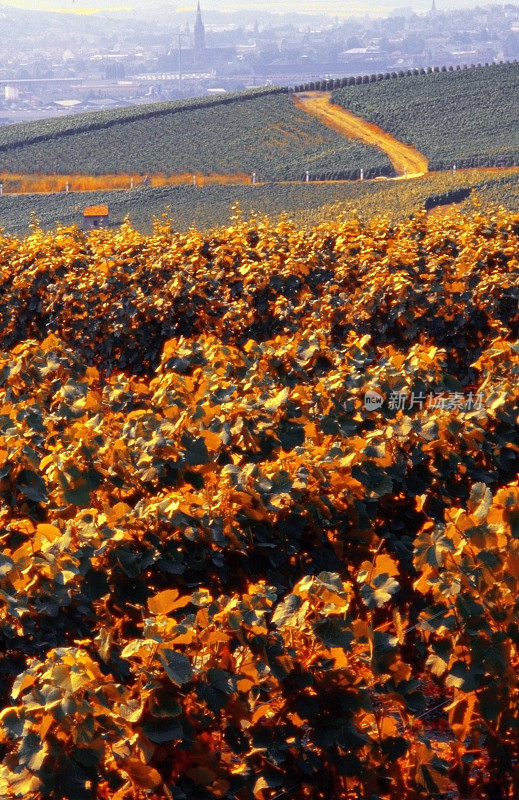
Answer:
[1,0,513,16]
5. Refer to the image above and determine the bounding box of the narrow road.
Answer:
[294,91,429,178]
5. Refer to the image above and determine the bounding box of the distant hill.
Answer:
[0,62,517,184]
[0,88,392,182]
[330,61,519,171]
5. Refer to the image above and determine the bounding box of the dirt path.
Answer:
[294,91,429,178]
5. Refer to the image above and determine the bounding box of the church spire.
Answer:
[194,2,206,55]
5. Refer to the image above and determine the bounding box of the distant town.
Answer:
[0,1,518,124]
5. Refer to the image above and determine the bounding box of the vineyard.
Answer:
[0,168,518,236]
[331,61,519,171]
[0,90,391,181]
[0,206,517,800]
[0,63,517,184]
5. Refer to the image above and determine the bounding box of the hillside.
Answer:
[0,168,518,236]
[0,88,392,181]
[331,61,519,170]
[0,209,518,800]
[0,62,517,189]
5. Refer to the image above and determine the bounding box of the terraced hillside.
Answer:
[331,61,519,171]
[0,88,392,181]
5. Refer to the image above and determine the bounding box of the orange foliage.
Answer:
[0,171,252,195]
[0,209,517,800]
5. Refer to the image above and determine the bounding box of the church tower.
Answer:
[194,2,206,62]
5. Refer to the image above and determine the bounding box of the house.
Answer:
[82,205,109,230]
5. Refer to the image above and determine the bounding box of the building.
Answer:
[165,4,236,72]
[194,2,206,66]
[83,205,109,230]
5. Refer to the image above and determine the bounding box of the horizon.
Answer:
[1,0,516,17]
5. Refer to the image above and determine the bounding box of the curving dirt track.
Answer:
[294,91,429,178]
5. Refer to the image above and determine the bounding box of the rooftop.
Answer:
[83,205,109,217]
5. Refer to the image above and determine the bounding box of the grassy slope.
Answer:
[0,90,391,180]
[1,170,517,236]
[331,62,519,170]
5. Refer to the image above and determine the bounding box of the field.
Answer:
[0,168,518,236]
[0,89,392,181]
[0,206,518,800]
[331,62,519,171]
[0,62,517,189]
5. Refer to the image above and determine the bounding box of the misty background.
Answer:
[1,0,515,18]
[0,0,517,124]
